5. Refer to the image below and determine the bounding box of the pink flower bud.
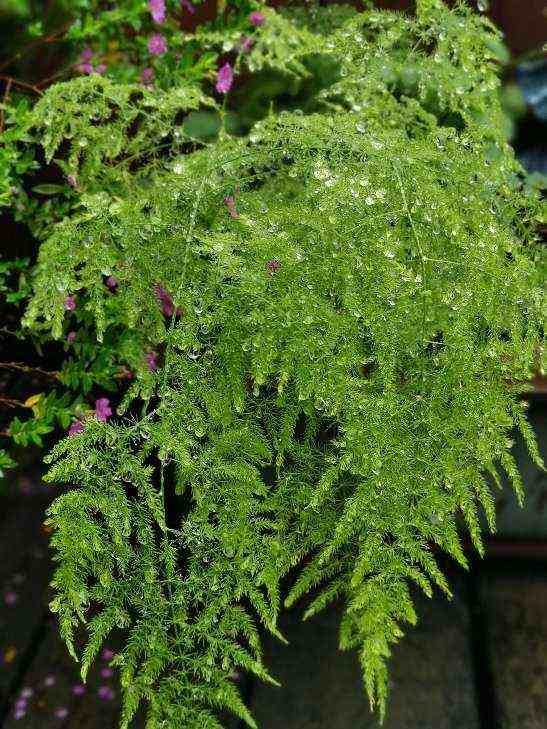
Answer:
[249,11,265,26]
[95,398,112,422]
[68,420,85,437]
[216,63,233,94]
[146,351,158,372]
[64,295,76,311]
[148,33,167,56]
[149,0,166,24]
[180,0,196,13]
[224,195,239,219]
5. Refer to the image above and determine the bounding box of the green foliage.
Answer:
[2,1,547,727]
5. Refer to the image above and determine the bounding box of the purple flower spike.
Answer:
[141,67,155,84]
[224,195,239,219]
[95,63,107,75]
[215,63,233,94]
[4,591,18,606]
[68,420,84,437]
[249,11,265,26]
[14,709,26,720]
[64,295,76,311]
[98,686,115,701]
[101,648,115,661]
[15,699,27,710]
[180,0,196,13]
[54,707,69,719]
[105,276,118,290]
[20,688,33,699]
[72,684,86,697]
[149,0,166,24]
[67,331,77,343]
[101,667,113,678]
[95,398,112,423]
[146,351,158,372]
[148,33,167,56]
[80,48,94,62]
[266,259,281,275]
[44,675,56,687]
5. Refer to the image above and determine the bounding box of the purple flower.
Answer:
[77,62,94,75]
[67,331,77,343]
[4,591,18,606]
[266,259,281,275]
[14,708,26,720]
[54,707,69,719]
[95,398,112,423]
[141,67,155,84]
[44,675,56,687]
[249,11,265,26]
[154,284,175,317]
[72,684,86,696]
[101,648,115,661]
[180,0,196,13]
[80,48,94,62]
[215,63,233,94]
[15,699,27,710]
[64,295,76,311]
[149,0,166,23]
[240,36,254,53]
[223,195,239,219]
[68,420,85,437]
[101,667,113,678]
[105,276,118,290]
[95,63,107,75]
[146,351,158,372]
[98,686,115,701]
[20,688,33,699]
[148,33,167,56]
[67,174,78,189]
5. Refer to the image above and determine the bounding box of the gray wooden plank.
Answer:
[481,571,547,729]
[249,574,479,729]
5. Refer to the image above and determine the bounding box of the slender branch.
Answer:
[0,361,58,379]
[0,327,21,338]
[0,75,42,96]
[0,395,25,409]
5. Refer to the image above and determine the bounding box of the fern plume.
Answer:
[29,2,545,726]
